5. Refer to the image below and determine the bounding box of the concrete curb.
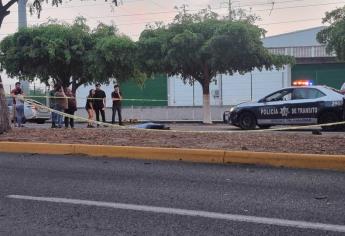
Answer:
[0,142,344,171]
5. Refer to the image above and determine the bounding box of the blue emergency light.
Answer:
[293,80,313,86]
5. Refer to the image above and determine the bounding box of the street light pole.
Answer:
[228,0,232,21]
[18,0,30,95]
[18,0,27,28]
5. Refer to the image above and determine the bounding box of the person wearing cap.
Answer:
[10,82,25,127]
[93,83,106,125]
[111,84,123,125]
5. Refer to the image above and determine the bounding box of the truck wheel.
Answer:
[36,119,46,124]
[239,112,256,130]
[319,112,339,131]
[258,125,271,129]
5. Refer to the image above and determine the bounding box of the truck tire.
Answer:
[258,125,271,129]
[239,112,257,130]
[319,111,339,131]
[36,119,46,124]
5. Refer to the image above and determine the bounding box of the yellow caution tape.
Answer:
[5,94,168,102]
[4,95,342,134]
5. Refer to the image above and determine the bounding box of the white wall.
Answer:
[168,76,220,106]
[168,66,290,106]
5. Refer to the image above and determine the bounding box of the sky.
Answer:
[1,0,345,41]
[1,0,345,88]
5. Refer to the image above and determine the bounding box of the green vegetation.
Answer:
[317,6,345,60]
[0,18,140,93]
[137,7,292,123]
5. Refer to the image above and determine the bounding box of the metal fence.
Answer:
[267,45,335,58]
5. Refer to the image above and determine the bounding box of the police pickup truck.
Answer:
[223,85,345,130]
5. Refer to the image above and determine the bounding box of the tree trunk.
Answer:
[71,79,79,94]
[202,82,212,124]
[0,1,13,28]
[0,1,16,133]
[0,75,11,133]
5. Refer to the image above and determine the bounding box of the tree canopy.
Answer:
[138,8,292,123]
[317,6,345,60]
[89,24,145,86]
[0,19,139,92]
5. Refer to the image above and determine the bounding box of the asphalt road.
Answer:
[0,153,345,235]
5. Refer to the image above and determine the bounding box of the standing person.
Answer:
[64,87,77,129]
[49,84,59,128]
[111,84,123,125]
[93,83,106,126]
[54,86,68,128]
[11,82,24,127]
[85,89,95,128]
[15,94,25,127]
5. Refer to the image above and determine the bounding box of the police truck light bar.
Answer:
[293,80,313,86]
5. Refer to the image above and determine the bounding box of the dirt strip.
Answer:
[0,128,344,155]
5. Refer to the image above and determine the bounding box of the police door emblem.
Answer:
[280,107,289,117]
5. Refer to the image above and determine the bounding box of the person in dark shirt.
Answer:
[111,84,123,125]
[64,87,77,129]
[11,82,23,104]
[85,89,95,128]
[93,83,106,125]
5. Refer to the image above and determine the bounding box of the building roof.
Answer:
[263,26,327,48]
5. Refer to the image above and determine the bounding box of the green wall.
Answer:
[120,74,167,107]
[292,63,345,89]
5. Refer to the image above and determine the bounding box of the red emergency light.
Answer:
[293,80,313,86]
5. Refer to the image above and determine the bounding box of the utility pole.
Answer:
[228,0,232,21]
[18,0,27,28]
[18,0,30,95]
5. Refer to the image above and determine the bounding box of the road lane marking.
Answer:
[7,194,345,233]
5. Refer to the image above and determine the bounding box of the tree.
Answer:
[317,6,345,60]
[0,0,118,132]
[87,24,144,86]
[138,7,292,124]
[0,20,93,93]
[0,19,139,93]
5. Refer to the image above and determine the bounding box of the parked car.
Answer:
[7,98,51,124]
[223,85,345,130]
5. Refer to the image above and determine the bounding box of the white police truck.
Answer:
[223,85,345,130]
